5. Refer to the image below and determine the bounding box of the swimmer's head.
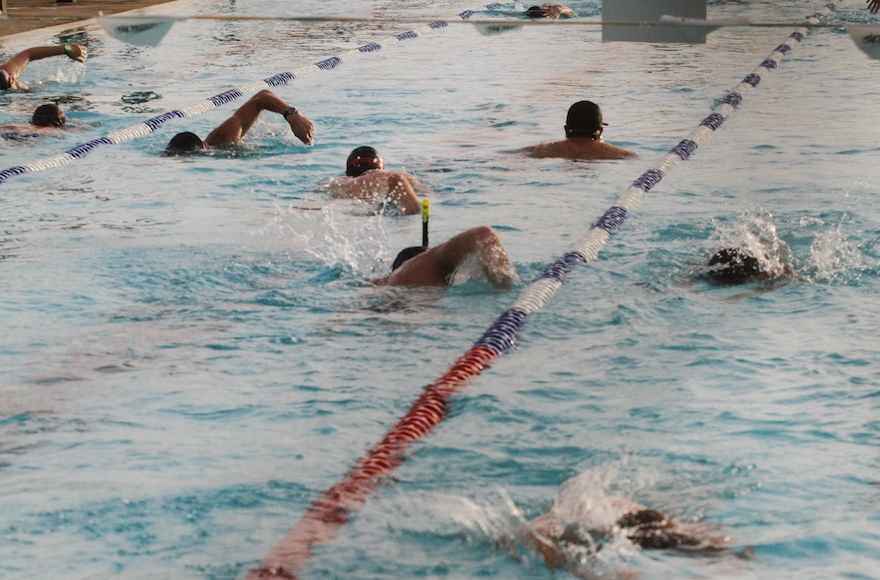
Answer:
[616,509,703,550]
[616,509,673,530]
[166,132,205,154]
[0,70,11,91]
[565,100,607,139]
[32,104,65,128]
[525,5,546,17]
[391,245,427,271]
[705,247,765,285]
[346,146,384,177]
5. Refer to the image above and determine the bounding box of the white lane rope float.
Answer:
[241,2,848,579]
[0,3,502,186]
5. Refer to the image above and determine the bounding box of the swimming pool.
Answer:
[1,0,879,578]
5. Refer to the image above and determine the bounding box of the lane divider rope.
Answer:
[245,2,845,578]
[0,3,502,186]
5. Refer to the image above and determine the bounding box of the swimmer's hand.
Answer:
[286,110,314,145]
[66,44,87,63]
[869,0,880,12]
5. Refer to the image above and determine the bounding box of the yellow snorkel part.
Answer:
[421,199,430,247]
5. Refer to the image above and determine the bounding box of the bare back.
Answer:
[326,169,421,215]
[520,137,636,160]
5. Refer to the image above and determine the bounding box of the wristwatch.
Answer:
[283,107,298,118]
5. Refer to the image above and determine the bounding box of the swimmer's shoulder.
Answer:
[600,142,637,159]
[569,140,637,160]
[517,141,567,158]
[1,127,45,141]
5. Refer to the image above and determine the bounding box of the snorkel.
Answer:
[391,199,430,271]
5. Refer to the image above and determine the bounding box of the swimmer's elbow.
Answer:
[398,198,421,215]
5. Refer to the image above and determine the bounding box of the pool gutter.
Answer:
[0,0,209,45]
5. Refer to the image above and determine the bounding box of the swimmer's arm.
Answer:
[434,226,518,287]
[387,173,421,215]
[478,240,518,288]
[546,4,574,18]
[285,109,314,145]
[515,144,540,157]
[525,515,597,579]
[2,44,87,77]
[205,89,314,147]
[869,0,880,13]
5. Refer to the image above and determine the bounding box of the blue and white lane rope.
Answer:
[0,3,502,186]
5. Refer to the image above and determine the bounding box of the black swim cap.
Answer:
[346,146,384,177]
[32,104,65,128]
[525,5,545,17]
[166,131,205,154]
[565,101,607,139]
[392,245,427,271]
[706,247,764,285]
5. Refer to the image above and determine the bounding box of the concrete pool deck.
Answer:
[0,0,195,43]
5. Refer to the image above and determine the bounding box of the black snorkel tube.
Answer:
[391,199,430,271]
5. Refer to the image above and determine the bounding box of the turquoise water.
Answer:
[2,0,880,578]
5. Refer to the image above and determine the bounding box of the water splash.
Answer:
[451,475,642,576]
[267,203,390,278]
[804,225,866,283]
[710,207,794,280]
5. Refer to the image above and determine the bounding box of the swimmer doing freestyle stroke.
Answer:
[325,146,425,216]
[1,43,87,91]
[371,201,518,287]
[523,3,574,18]
[499,472,734,579]
[165,90,314,152]
[1,103,67,139]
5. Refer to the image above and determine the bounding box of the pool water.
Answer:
[1,0,879,578]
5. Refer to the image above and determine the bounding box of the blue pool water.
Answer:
[1,0,879,578]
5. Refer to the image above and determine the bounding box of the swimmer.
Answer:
[868,0,879,13]
[0,103,66,134]
[372,226,518,287]
[705,247,767,285]
[511,474,731,578]
[165,90,314,153]
[1,44,87,91]
[525,497,730,577]
[325,146,423,215]
[704,246,793,285]
[524,3,574,18]
[517,101,637,160]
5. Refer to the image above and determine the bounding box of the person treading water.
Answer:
[517,101,637,161]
